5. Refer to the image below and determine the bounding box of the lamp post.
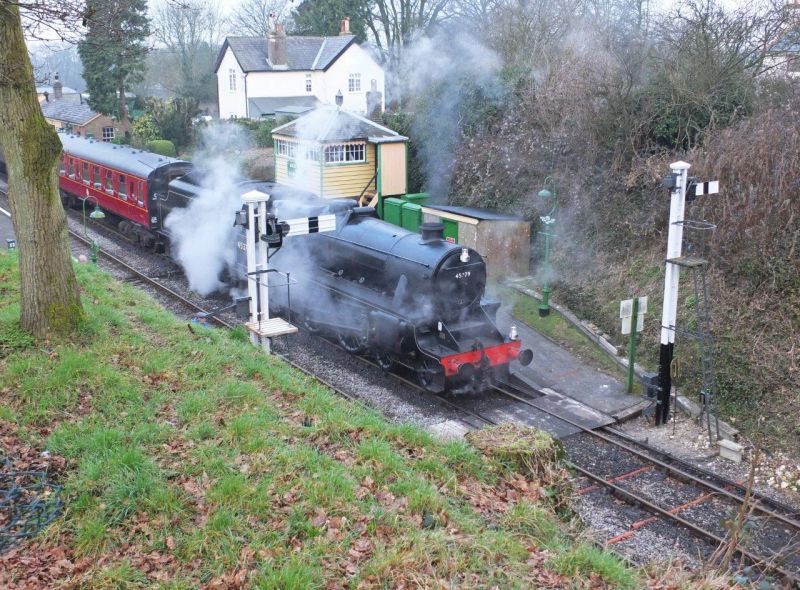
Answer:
[81,194,105,264]
[537,177,557,317]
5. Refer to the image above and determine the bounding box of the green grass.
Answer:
[0,249,644,588]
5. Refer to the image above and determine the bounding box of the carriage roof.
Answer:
[59,133,188,179]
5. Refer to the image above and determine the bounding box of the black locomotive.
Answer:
[268,207,532,394]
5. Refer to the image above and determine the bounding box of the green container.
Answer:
[403,192,430,206]
[401,202,422,233]
[383,197,404,226]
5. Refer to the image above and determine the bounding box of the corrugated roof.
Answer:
[41,94,100,126]
[248,95,320,117]
[425,204,524,221]
[272,106,407,144]
[217,35,355,73]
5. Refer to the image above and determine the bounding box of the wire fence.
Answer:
[0,456,63,554]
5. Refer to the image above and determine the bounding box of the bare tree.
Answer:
[367,0,452,62]
[151,0,224,100]
[230,0,293,37]
[0,1,85,338]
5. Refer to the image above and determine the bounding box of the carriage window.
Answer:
[82,162,89,183]
[137,182,144,206]
[105,170,114,192]
[59,158,65,174]
[118,175,127,198]
[68,158,75,177]
[93,166,100,187]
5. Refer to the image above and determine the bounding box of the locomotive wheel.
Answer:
[416,357,444,393]
[375,350,395,372]
[338,332,366,354]
[303,316,321,333]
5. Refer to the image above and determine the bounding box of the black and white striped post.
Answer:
[240,189,335,353]
[656,161,691,425]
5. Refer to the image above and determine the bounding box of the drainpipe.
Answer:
[244,73,249,119]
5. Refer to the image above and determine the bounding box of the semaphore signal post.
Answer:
[237,189,336,354]
[656,162,719,430]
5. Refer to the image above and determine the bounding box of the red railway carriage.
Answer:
[58,134,192,247]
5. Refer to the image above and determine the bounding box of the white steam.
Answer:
[165,123,251,295]
[399,30,503,200]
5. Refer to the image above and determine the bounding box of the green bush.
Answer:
[146,139,177,158]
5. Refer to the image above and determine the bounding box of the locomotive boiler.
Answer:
[270,208,532,394]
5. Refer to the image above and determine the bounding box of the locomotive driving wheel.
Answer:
[338,331,367,354]
[416,357,444,393]
[375,350,395,372]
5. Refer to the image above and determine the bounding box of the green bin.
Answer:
[403,192,430,206]
[401,202,422,233]
[383,197,404,227]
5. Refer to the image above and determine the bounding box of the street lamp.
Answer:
[81,194,105,264]
[537,177,557,317]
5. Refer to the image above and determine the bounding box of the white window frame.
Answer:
[348,73,361,93]
[229,68,237,92]
[275,138,297,158]
[102,126,115,142]
[323,142,365,164]
[305,74,312,93]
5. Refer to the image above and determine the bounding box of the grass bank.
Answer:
[0,251,645,588]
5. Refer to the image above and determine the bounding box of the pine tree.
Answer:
[78,0,150,130]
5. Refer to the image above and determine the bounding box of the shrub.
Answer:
[145,139,177,157]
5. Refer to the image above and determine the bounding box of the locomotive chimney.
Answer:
[268,23,288,69]
[53,73,63,100]
[420,222,445,244]
[340,16,350,35]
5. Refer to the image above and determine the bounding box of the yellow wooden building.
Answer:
[272,106,408,204]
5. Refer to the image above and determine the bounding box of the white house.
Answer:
[214,19,385,120]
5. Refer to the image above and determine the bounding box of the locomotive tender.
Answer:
[1,133,532,394]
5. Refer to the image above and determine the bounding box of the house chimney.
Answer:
[366,79,383,123]
[268,23,287,69]
[340,17,350,35]
[53,73,63,100]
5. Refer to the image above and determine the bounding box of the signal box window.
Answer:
[348,73,361,92]
[324,143,365,164]
[102,126,115,142]
[118,175,127,199]
[82,162,89,183]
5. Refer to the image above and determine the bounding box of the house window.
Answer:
[305,74,312,92]
[102,126,115,142]
[275,139,297,158]
[229,68,236,92]
[324,142,365,164]
[105,170,114,192]
[119,175,127,199]
[348,73,361,92]
[82,162,89,183]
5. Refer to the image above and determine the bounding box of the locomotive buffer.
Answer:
[238,189,336,353]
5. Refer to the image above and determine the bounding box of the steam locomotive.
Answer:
[1,134,532,393]
[266,209,533,394]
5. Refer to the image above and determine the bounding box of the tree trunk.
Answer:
[0,5,84,339]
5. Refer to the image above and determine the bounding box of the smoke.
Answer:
[165,123,251,295]
[399,29,503,200]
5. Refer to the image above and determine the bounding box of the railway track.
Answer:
[4,184,799,584]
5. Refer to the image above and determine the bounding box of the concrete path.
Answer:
[495,309,651,422]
